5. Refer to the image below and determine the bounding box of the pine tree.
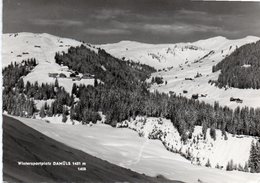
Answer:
[205,159,211,167]
[202,122,207,140]
[237,164,244,171]
[215,163,220,169]
[55,78,59,88]
[62,112,68,123]
[94,78,98,87]
[39,105,46,118]
[70,104,75,120]
[249,141,260,173]
[210,128,216,141]
[244,162,249,172]
[27,100,35,117]
[226,159,234,171]
[71,83,77,95]
[25,81,31,94]
[17,79,24,93]
[47,102,54,117]
[151,77,155,83]
[35,81,39,91]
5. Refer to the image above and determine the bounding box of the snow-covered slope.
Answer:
[99,36,259,70]
[12,116,260,183]
[117,116,257,169]
[3,33,259,109]
[2,33,96,93]
[100,40,207,69]
[99,36,260,109]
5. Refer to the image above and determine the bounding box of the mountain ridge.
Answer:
[99,35,260,70]
[101,35,260,46]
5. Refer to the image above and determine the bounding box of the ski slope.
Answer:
[99,36,260,109]
[2,33,96,93]
[11,116,260,183]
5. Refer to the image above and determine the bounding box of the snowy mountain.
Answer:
[99,36,259,70]
[2,32,97,93]
[99,36,260,109]
[2,32,260,182]
[4,33,259,110]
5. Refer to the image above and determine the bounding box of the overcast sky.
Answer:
[3,0,260,44]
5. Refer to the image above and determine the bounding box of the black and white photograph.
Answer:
[2,0,260,182]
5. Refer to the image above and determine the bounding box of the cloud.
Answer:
[103,20,227,36]
[31,19,84,27]
[111,20,133,29]
[85,28,130,35]
[92,9,130,20]
[176,9,208,16]
[142,23,231,35]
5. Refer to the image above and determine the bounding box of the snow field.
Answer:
[11,115,260,183]
[118,116,257,169]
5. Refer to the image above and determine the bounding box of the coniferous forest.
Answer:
[212,40,260,89]
[3,46,260,138]
[3,59,37,116]
[2,45,260,172]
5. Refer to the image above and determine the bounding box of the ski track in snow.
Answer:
[120,138,149,167]
[120,117,258,169]
[11,116,260,183]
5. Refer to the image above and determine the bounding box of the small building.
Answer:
[230,97,243,103]
[70,73,76,77]
[185,78,193,81]
[59,73,67,78]
[82,73,94,79]
[48,73,59,78]
[192,94,199,100]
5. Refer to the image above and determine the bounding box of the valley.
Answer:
[2,32,260,183]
